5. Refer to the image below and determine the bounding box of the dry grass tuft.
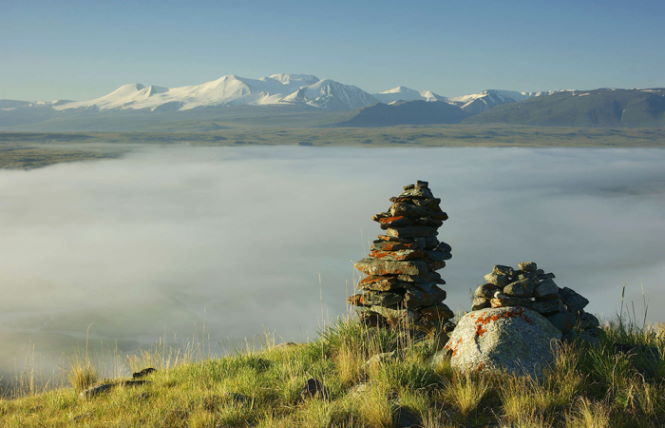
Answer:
[335,342,365,386]
[355,383,393,428]
[565,398,611,428]
[438,372,489,417]
[67,360,98,392]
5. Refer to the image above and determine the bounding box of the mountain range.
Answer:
[1,73,664,130]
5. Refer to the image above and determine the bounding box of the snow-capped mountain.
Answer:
[372,86,446,104]
[281,79,379,110]
[0,99,69,111]
[55,74,378,112]
[447,89,537,114]
[21,73,546,114]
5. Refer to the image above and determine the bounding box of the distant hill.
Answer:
[336,101,469,126]
[465,88,665,126]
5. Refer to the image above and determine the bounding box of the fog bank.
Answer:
[1,146,664,385]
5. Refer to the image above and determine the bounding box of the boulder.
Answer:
[438,306,561,378]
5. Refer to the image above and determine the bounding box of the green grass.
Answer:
[1,319,663,427]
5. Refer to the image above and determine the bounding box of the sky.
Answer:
[2,0,665,101]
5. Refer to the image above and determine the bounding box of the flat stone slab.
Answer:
[390,202,447,219]
[385,226,438,239]
[354,258,429,276]
[368,249,426,261]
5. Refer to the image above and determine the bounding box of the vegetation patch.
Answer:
[0,319,663,427]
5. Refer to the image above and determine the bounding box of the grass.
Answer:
[67,360,98,393]
[0,318,663,427]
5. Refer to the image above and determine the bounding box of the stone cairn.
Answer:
[347,181,454,337]
[471,262,602,341]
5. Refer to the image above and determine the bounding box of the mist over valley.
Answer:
[1,145,664,387]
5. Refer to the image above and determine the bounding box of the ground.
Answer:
[2,125,665,169]
[0,319,663,427]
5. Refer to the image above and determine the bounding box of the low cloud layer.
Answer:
[1,146,664,384]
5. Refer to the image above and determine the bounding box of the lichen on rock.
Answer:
[438,306,561,378]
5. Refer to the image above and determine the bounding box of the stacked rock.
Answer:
[471,262,602,341]
[347,181,454,336]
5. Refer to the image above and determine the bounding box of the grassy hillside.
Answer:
[466,89,665,127]
[1,319,663,427]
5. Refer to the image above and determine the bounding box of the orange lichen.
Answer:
[358,276,398,287]
[346,295,364,306]
[378,215,406,225]
[369,250,424,260]
[377,242,416,251]
[443,337,463,356]
[473,307,533,337]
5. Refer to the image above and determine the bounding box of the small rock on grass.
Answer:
[393,405,421,428]
[132,367,156,379]
[79,380,148,399]
[300,378,328,400]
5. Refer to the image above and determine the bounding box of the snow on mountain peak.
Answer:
[373,86,444,104]
[266,73,319,85]
[54,74,379,112]
[50,74,544,113]
[446,89,538,113]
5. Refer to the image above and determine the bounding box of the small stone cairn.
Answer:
[348,181,454,336]
[471,262,602,341]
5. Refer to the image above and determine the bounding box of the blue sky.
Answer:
[2,0,664,100]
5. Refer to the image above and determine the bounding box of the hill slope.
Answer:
[0,319,663,427]
[466,88,665,126]
[337,101,469,126]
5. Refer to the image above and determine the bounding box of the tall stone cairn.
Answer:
[347,181,454,336]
